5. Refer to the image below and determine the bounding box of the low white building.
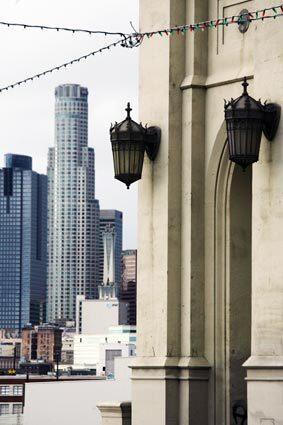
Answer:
[23,357,132,425]
[97,342,135,377]
[76,297,129,335]
[73,326,136,372]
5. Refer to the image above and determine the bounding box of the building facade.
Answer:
[120,250,137,325]
[121,250,137,291]
[73,325,136,368]
[106,1,283,424]
[21,325,62,363]
[99,210,123,296]
[76,296,128,335]
[120,281,136,326]
[0,378,23,425]
[47,84,100,323]
[0,154,47,331]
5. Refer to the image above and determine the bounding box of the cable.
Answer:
[0,20,129,37]
[0,3,282,38]
[136,3,283,36]
[0,35,141,93]
[0,2,282,93]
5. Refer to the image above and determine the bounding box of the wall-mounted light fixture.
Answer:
[110,103,161,189]
[224,77,281,170]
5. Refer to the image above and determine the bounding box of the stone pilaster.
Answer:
[134,0,210,423]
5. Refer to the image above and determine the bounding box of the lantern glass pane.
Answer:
[111,139,146,187]
[227,118,263,169]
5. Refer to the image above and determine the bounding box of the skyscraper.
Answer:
[121,249,137,290]
[120,250,137,325]
[47,84,100,323]
[99,210,123,296]
[0,154,47,330]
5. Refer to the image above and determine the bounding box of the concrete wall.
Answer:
[80,300,128,335]
[134,0,283,423]
[23,358,132,425]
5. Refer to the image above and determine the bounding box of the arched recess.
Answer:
[205,122,251,425]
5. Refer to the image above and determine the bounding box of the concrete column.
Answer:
[244,2,283,423]
[133,0,210,424]
[133,0,185,422]
[97,402,131,425]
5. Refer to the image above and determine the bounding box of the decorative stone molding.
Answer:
[97,402,131,425]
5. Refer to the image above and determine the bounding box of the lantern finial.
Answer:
[242,77,249,94]
[126,102,132,119]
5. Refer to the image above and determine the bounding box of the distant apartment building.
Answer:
[99,210,123,296]
[0,337,21,371]
[0,154,47,331]
[21,325,62,363]
[47,84,100,323]
[61,327,76,365]
[0,377,23,424]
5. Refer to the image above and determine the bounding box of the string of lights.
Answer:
[137,3,283,37]
[0,35,142,93]
[0,20,129,37]
[0,3,282,38]
[0,3,282,93]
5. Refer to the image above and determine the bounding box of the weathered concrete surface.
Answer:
[134,0,283,423]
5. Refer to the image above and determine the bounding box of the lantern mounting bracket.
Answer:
[263,103,281,141]
[145,126,161,161]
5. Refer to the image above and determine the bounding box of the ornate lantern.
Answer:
[110,103,161,189]
[224,77,280,170]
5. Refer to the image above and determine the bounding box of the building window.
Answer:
[0,404,9,415]
[12,404,22,414]
[13,386,23,396]
[0,386,10,395]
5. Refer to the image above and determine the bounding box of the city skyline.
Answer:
[0,0,138,250]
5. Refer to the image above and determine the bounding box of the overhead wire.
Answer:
[0,3,282,93]
[0,35,142,93]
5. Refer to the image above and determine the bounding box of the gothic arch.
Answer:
[205,122,251,425]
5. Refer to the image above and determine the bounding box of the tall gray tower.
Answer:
[47,84,100,323]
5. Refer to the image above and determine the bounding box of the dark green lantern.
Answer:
[224,77,280,170]
[110,103,161,189]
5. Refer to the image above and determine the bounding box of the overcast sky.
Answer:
[0,0,139,249]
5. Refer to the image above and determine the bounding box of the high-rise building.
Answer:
[120,281,136,326]
[0,154,47,331]
[47,84,100,323]
[120,250,137,325]
[121,249,137,290]
[99,210,123,296]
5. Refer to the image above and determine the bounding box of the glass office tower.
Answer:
[47,84,100,323]
[0,154,47,330]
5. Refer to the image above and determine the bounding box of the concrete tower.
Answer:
[99,225,118,300]
[99,210,123,297]
[47,84,100,323]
